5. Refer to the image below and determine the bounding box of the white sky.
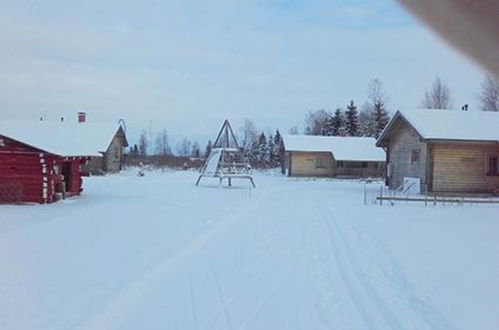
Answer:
[0,0,488,148]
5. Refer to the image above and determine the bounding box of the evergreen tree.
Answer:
[345,101,359,136]
[267,134,275,167]
[330,108,344,136]
[272,129,283,167]
[204,140,213,157]
[191,141,201,157]
[372,101,390,138]
[130,144,139,156]
[257,132,269,168]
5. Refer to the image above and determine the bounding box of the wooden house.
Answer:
[376,109,499,195]
[0,117,126,204]
[282,135,385,178]
[76,113,128,174]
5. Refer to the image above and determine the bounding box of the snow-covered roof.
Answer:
[282,135,385,162]
[378,109,499,143]
[0,121,125,157]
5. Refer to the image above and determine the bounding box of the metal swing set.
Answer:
[195,120,256,188]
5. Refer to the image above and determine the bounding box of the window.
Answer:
[337,161,344,167]
[411,150,420,164]
[487,155,499,176]
[315,158,325,168]
[361,162,368,168]
[0,138,4,147]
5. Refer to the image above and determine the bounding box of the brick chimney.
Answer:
[78,112,86,123]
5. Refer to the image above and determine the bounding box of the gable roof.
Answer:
[282,135,385,162]
[0,121,126,157]
[377,109,499,146]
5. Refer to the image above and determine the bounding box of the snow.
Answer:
[0,170,498,330]
[0,121,123,157]
[282,135,385,162]
[389,109,499,142]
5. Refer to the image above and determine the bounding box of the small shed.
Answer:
[376,109,499,195]
[0,118,125,203]
[282,135,385,178]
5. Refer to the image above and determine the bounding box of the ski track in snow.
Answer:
[3,173,496,329]
[317,199,455,330]
[74,186,281,330]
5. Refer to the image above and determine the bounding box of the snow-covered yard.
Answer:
[0,171,498,330]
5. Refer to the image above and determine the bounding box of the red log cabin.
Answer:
[0,114,126,204]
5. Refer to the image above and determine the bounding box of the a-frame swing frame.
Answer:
[196,120,256,188]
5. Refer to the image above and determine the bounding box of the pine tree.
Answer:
[345,101,359,136]
[191,141,201,157]
[267,134,275,167]
[130,144,139,156]
[273,129,283,167]
[372,101,390,138]
[204,140,213,157]
[257,133,269,168]
[330,108,344,136]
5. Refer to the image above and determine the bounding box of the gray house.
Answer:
[77,112,128,174]
[376,109,499,195]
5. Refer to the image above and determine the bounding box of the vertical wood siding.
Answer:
[387,120,429,191]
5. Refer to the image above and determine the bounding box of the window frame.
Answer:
[315,157,326,169]
[411,149,420,164]
[486,154,499,176]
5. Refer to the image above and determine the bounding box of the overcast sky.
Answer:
[0,0,489,147]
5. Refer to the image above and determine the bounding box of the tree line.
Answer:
[302,79,390,138]
[128,119,284,169]
[127,75,499,167]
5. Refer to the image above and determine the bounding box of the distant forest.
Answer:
[127,75,499,169]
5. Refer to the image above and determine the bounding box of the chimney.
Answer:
[78,112,86,123]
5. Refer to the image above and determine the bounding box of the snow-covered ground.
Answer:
[1,170,498,330]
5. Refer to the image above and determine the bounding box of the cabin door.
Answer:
[62,162,72,192]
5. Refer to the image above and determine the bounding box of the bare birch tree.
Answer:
[479,75,499,111]
[420,76,452,109]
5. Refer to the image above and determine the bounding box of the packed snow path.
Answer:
[0,171,498,329]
